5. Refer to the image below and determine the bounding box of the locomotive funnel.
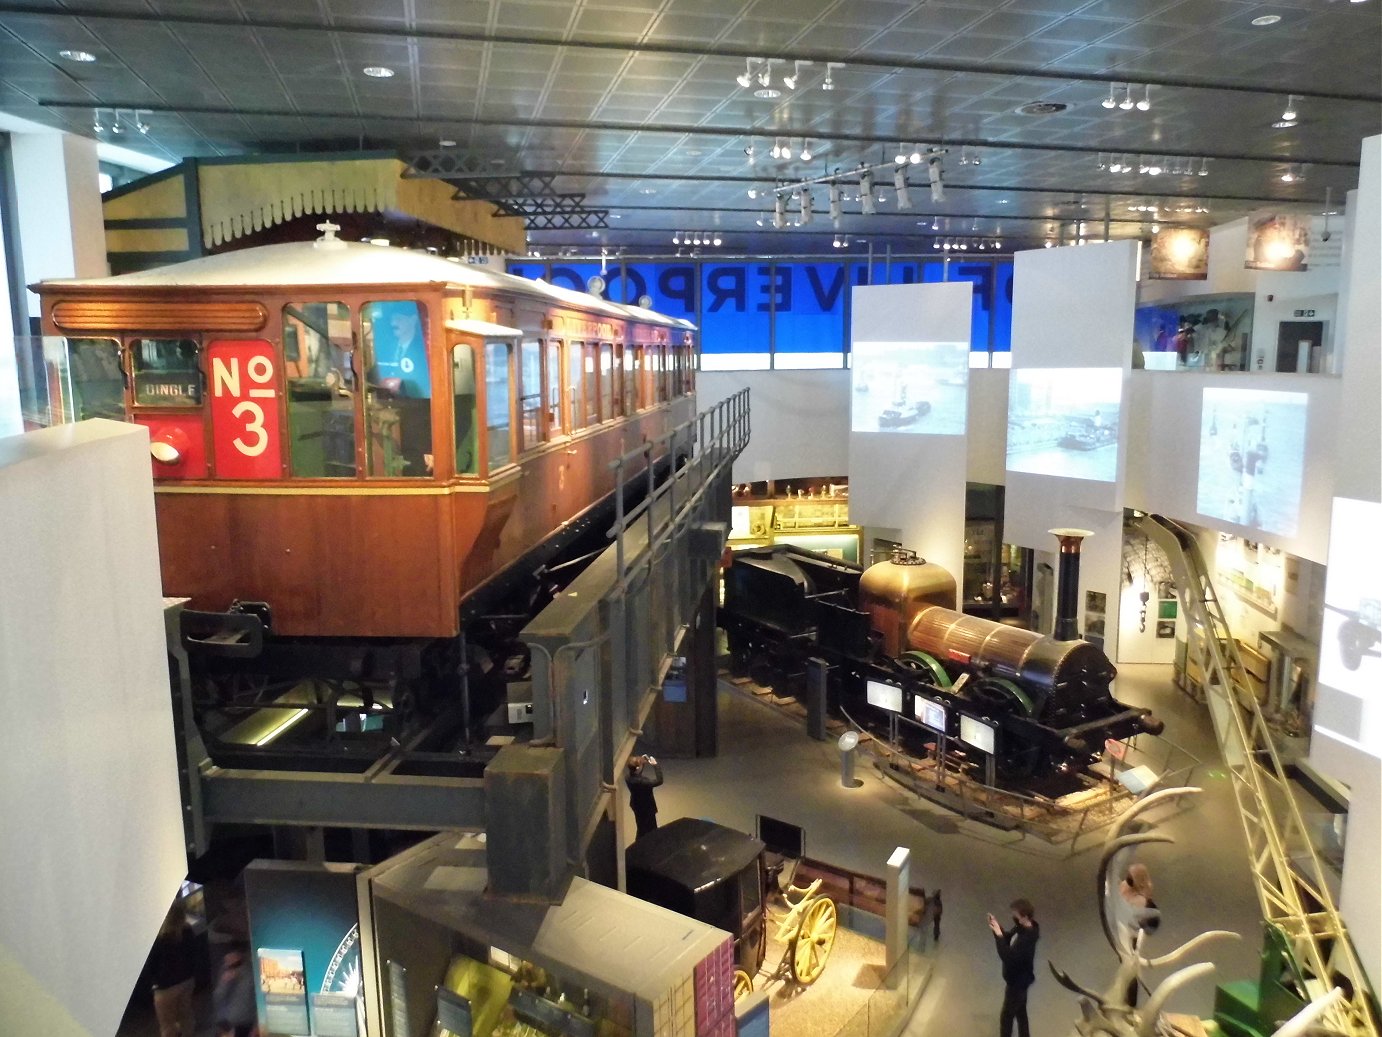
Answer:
[1049,528,1093,642]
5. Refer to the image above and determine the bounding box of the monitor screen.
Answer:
[1197,388,1308,537]
[915,698,947,732]
[1006,367,1123,482]
[851,340,970,435]
[866,680,903,713]
[756,815,805,859]
[959,714,995,754]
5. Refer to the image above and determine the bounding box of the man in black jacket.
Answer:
[988,898,1039,1037]
[625,753,663,838]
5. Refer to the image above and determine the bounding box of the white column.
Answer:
[9,131,108,324]
[0,199,19,436]
[885,845,911,973]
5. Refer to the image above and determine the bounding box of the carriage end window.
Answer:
[485,340,514,470]
[364,300,432,478]
[453,344,478,476]
[132,338,201,407]
[283,302,357,478]
[65,338,125,421]
[519,339,542,450]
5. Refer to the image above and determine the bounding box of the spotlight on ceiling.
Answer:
[1147,157,1163,175]
[134,110,149,134]
[859,169,876,215]
[713,233,722,246]
[893,166,912,210]
[747,187,758,199]
[59,48,97,62]
[1281,164,1296,182]
[822,62,843,91]
[1281,94,1299,122]
[798,186,813,224]
[1137,85,1151,111]
[910,146,923,165]
[91,108,104,134]
[1251,13,1281,25]
[828,181,842,222]
[783,59,810,90]
[672,231,681,244]
[736,58,756,89]
[744,144,756,164]
[771,138,784,159]
[800,139,813,162]
[1096,153,1108,171]
[774,194,787,229]
[1198,157,1211,176]
[1119,84,1134,110]
[895,145,908,165]
[927,155,944,204]
[758,58,775,88]
[1102,83,1117,109]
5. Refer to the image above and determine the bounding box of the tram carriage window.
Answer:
[623,344,637,414]
[363,300,432,478]
[611,343,625,417]
[131,338,202,407]
[546,340,563,436]
[283,302,357,478]
[64,338,125,420]
[519,339,543,450]
[599,343,613,421]
[581,345,599,427]
[567,341,586,432]
[485,340,514,469]
[452,344,478,475]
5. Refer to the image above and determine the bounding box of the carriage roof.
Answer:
[37,238,695,332]
[625,818,764,894]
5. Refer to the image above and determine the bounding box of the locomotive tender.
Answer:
[34,229,698,756]
[720,545,1163,778]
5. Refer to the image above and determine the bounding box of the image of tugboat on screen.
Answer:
[1057,415,1118,451]
[878,392,932,429]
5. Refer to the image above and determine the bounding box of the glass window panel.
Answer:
[621,343,635,415]
[363,300,431,478]
[582,345,599,424]
[599,343,613,420]
[568,341,587,432]
[132,338,201,406]
[283,302,357,478]
[616,263,698,320]
[485,340,513,470]
[519,339,542,449]
[452,344,478,475]
[700,263,770,369]
[65,337,124,420]
[774,262,845,369]
[546,341,563,435]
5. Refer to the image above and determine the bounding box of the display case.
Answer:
[361,833,735,1037]
[728,479,859,562]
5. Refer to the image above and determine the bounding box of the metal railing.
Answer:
[1140,513,1377,1035]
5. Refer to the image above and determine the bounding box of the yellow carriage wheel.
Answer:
[790,897,837,985]
[733,969,754,999]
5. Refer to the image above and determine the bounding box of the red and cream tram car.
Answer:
[34,230,697,652]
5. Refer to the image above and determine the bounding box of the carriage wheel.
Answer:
[733,969,754,1000]
[790,897,837,985]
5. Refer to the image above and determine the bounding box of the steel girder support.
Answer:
[199,765,486,830]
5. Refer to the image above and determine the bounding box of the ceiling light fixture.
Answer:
[927,154,944,203]
[1281,94,1299,122]
[1102,83,1118,109]
[58,48,96,62]
[800,139,813,162]
[1147,157,1163,175]
[758,58,775,88]
[1251,13,1281,25]
[134,110,149,134]
[438,138,457,147]
[1198,157,1211,176]
[744,144,756,164]
[893,166,912,210]
[828,181,842,222]
[798,186,813,224]
[859,168,876,215]
[736,58,757,89]
[672,231,681,244]
[771,138,784,159]
[1096,153,1108,171]
[895,145,909,165]
[822,62,843,90]
[91,108,104,134]
[910,146,923,165]
[1119,84,1135,110]
[774,194,787,229]
[783,59,811,90]
[1137,85,1151,111]
[362,65,395,78]
[713,233,723,246]
[747,187,758,199]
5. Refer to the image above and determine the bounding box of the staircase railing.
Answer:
[1139,513,1376,1035]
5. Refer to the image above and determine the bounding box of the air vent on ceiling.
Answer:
[1016,101,1069,116]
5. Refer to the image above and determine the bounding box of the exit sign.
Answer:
[1293,309,1317,318]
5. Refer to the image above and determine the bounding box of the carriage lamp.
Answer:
[149,427,191,466]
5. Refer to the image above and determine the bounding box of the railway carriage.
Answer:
[33,228,697,754]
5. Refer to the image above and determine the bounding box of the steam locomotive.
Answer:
[720,544,1162,778]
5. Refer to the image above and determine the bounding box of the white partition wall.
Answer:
[848,282,972,599]
[0,421,187,1037]
[699,369,850,484]
[1005,240,1139,655]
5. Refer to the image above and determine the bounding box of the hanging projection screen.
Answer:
[1006,367,1123,482]
[1196,387,1308,537]
[851,341,970,435]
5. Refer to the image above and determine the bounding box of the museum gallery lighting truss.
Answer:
[1098,153,1212,177]
[765,151,948,228]
[1101,82,1153,111]
[90,107,150,134]
[671,231,723,247]
[736,57,837,93]
[404,153,610,230]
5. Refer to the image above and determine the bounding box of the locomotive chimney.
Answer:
[1049,528,1094,641]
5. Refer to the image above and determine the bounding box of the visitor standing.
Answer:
[989,898,1039,1037]
[625,753,663,839]
[150,908,199,1037]
[931,889,943,943]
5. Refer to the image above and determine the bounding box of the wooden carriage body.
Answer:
[35,239,697,639]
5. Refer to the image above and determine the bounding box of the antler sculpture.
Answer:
[1052,786,1348,1037]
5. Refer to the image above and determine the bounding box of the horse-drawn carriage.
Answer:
[625,818,838,997]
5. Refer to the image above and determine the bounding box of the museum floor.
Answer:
[649,663,1269,1037]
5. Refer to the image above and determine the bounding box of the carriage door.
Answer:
[208,339,283,479]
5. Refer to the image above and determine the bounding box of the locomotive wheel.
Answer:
[748,653,778,689]
[790,897,837,985]
[733,969,754,1000]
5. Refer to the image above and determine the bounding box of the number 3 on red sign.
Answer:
[209,340,283,479]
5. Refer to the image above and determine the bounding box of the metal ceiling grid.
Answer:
[0,0,1375,253]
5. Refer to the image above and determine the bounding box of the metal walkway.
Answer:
[1140,513,1377,1035]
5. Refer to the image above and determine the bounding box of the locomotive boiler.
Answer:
[720,543,1162,778]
